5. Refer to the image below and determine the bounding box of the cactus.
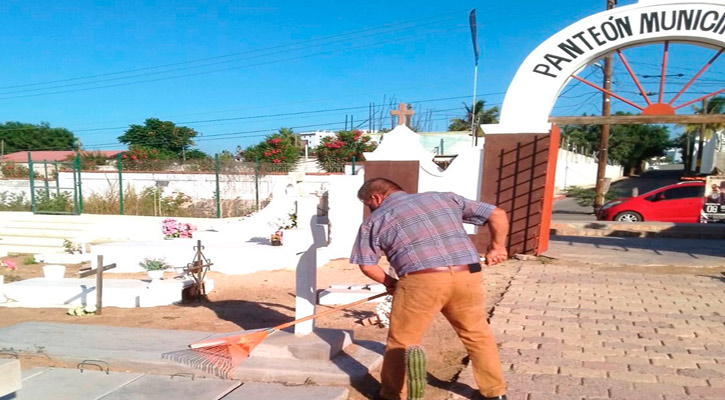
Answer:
[406,345,426,400]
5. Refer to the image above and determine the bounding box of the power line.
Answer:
[0,11,464,91]
[0,18,459,96]
[0,93,504,133]
[0,25,467,101]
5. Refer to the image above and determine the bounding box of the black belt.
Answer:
[406,262,481,276]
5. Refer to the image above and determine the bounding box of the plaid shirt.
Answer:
[350,191,495,277]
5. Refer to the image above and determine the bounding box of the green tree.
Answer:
[184,149,209,160]
[315,130,377,172]
[448,100,499,133]
[561,112,671,175]
[238,128,302,168]
[218,150,234,161]
[0,122,77,153]
[118,118,197,156]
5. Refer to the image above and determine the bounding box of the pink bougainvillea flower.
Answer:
[4,259,17,270]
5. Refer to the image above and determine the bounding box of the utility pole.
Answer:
[696,98,708,173]
[593,0,617,211]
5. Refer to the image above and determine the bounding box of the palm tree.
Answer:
[678,96,724,173]
[448,100,499,134]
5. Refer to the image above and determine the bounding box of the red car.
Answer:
[596,182,705,223]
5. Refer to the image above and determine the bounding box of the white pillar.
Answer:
[294,195,323,335]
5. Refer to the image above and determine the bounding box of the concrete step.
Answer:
[0,212,90,223]
[0,243,64,254]
[0,228,88,238]
[0,236,68,246]
[2,220,92,231]
[0,212,95,254]
[550,220,725,239]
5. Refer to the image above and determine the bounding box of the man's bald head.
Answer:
[357,178,403,201]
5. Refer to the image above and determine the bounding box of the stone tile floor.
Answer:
[452,263,725,400]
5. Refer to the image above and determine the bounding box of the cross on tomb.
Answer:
[184,240,213,301]
[390,102,414,127]
[77,255,116,315]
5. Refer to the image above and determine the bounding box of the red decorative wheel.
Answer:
[560,41,723,116]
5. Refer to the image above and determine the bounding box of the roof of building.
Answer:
[0,150,124,163]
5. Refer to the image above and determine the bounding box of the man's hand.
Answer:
[360,264,398,294]
[383,275,398,294]
[485,246,508,266]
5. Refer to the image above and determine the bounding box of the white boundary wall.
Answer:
[0,171,295,203]
[555,148,624,192]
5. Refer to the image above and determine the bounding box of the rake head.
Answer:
[162,329,271,379]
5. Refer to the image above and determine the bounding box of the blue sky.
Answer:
[1,0,721,155]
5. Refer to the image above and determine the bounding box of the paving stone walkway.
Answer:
[452,263,725,400]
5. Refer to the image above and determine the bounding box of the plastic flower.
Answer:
[270,230,284,243]
[2,259,17,270]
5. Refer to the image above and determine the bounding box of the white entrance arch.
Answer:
[483,0,725,135]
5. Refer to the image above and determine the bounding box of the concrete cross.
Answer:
[390,102,414,127]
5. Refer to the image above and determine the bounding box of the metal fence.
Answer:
[1,154,343,218]
[0,157,81,214]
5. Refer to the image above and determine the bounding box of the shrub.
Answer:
[564,186,622,207]
[315,130,377,173]
[65,151,113,171]
[0,191,30,211]
[120,146,178,171]
[35,190,73,213]
[239,130,302,170]
[1,163,37,179]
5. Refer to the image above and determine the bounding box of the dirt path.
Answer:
[0,255,521,399]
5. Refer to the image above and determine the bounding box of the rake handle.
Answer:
[273,291,388,332]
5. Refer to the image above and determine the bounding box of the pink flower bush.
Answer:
[161,218,197,239]
[1,259,17,270]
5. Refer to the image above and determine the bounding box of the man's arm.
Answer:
[484,207,509,266]
[359,265,398,293]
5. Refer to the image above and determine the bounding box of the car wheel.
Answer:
[614,211,642,222]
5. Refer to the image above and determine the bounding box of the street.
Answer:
[552,164,686,221]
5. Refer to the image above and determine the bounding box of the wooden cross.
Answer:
[390,102,414,127]
[77,255,116,315]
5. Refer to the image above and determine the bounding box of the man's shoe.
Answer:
[478,395,507,400]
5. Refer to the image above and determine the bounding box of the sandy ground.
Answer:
[0,254,521,400]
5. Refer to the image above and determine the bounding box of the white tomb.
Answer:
[0,277,214,308]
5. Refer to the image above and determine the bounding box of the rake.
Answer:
[162,291,387,379]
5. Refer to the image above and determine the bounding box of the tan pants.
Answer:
[379,268,506,400]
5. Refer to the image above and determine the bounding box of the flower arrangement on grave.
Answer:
[268,211,296,246]
[139,258,171,271]
[67,304,96,316]
[161,218,197,239]
[270,230,283,246]
[62,239,82,254]
[1,259,17,271]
